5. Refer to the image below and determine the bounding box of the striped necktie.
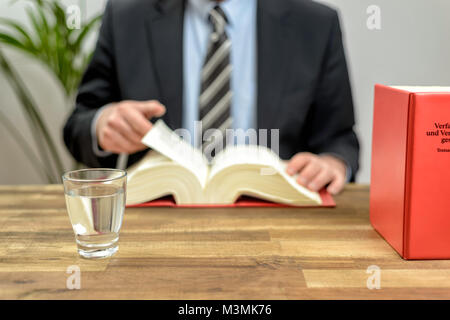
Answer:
[199,5,232,160]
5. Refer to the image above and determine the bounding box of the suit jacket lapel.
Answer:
[145,0,184,129]
[257,0,290,131]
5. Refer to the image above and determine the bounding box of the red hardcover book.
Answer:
[370,84,450,259]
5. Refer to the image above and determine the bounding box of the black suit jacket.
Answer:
[64,0,360,180]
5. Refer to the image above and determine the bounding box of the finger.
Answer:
[135,100,166,118]
[286,153,312,175]
[308,169,334,192]
[297,161,323,186]
[327,173,346,195]
[102,127,145,154]
[108,114,145,145]
[121,107,154,136]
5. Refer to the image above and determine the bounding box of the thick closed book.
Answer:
[126,120,334,208]
[370,84,450,259]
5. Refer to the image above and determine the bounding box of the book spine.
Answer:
[402,93,416,259]
[370,84,411,257]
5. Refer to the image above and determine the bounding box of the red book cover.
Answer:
[370,84,450,259]
[127,189,335,208]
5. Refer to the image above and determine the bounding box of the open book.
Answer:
[126,120,330,207]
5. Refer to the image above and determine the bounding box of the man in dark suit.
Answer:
[64,0,359,195]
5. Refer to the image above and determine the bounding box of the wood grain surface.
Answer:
[1,184,450,299]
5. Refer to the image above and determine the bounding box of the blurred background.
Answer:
[1,0,449,184]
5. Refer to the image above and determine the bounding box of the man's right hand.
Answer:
[96,100,166,154]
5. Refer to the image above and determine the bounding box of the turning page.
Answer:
[141,120,209,188]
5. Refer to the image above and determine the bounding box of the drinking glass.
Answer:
[62,169,127,259]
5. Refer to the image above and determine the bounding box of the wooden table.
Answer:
[1,184,450,300]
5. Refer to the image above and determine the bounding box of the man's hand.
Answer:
[96,100,166,154]
[286,152,347,195]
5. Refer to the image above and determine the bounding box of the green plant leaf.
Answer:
[24,5,44,49]
[0,32,35,54]
[34,3,52,63]
[0,17,37,50]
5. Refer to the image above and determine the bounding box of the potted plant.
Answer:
[0,0,102,182]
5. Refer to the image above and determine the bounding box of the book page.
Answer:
[209,145,285,179]
[126,150,171,180]
[209,145,321,203]
[391,86,450,93]
[141,120,209,188]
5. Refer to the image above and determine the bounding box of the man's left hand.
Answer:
[286,152,347,195]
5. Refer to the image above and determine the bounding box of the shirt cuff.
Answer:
[320,152,352,183]
[91,105,113,158]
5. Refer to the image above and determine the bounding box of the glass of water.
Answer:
[62,169,127,259]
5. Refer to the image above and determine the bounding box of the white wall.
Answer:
[1,0,450,184]
[318,0,450,183]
